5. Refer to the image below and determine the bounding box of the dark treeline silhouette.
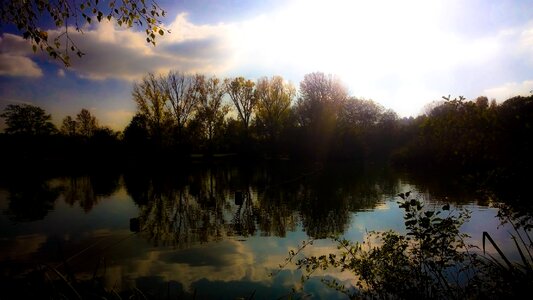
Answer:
[391,95,533,200]
[1,72,531,183]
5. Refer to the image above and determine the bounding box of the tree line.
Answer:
[1,71,532,175]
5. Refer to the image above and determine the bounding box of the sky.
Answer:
[1,0,533,131]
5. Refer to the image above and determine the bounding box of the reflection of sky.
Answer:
[0,175,527,298]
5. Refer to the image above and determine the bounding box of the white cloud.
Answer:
[57,68,65,77]
[483,80,533,102]
[0,34,43,77]
[44,14,237,81]
[519,22,533,64]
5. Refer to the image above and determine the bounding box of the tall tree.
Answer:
[255,76,295,143]
[161,71,200,143]
[0,0,167,65]
[296,72,347,128]
[225,76,256,130]
[60,115,77,136]
[196,75,229,152]
[132,72,171,144]
[296,72,348,159]
[75,108,98,137]
[123,113,150,148]
[0,104,56,135]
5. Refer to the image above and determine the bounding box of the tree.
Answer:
[195,75,229,152]
[0,0,168,66]
[295,72,348,159]
[60,115,77,136]
[75,108,98,137]
[124,113,150,147]
[339,98,384,130]
[160,71,200,143]
[225,76,256,131]
[132,72,172,144]
[0,103,56,135]
[255,76,295,147]
[475,96,489,109]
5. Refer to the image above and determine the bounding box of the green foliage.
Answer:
[0,0,168,66]
[395,94,533,174]
[0,104,56,135]
[276,190,533,299]
[225,76,257,130]
[289,195,476,299]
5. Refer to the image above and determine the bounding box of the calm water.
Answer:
[0,163,516,299]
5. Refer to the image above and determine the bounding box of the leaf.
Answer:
[158,29,164,36]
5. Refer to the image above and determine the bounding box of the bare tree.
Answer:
[161,71,200,142]
[132,73,171,143]
[225,76,256,130]
[196,75,229,149]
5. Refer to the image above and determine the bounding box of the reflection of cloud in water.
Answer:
[93,235,356,296]
[0,234,47,261]
[126,240,256,291]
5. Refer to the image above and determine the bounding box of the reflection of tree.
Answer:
[126,168,229,247]
[297,182,352,239]
[230,188,257,237]
[296,165,400,238]
[63,177,97,212]
[256,186,298,237]
[4,176,61,222]
[139,187,204,247]
[124,163,402,246]
[62,172,120,212]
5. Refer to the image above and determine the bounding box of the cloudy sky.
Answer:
[1,0,533,130]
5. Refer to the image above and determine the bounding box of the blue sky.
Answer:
[1,0,533,131]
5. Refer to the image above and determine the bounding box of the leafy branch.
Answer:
[0,0,169,66]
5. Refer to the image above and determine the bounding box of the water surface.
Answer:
[0,163,513,298]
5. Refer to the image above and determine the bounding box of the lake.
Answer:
[0,162,519,299]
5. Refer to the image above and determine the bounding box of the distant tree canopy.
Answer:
[0,0,167,66]
[296,72,348,129]
[225,76,257,131]
[295,72,348,159]
[255,76,295,144]
[0,104,56,135]
[60,108,99,137]
[1,70,531,177]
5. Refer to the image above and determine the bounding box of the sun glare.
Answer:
[230,0,454,114]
